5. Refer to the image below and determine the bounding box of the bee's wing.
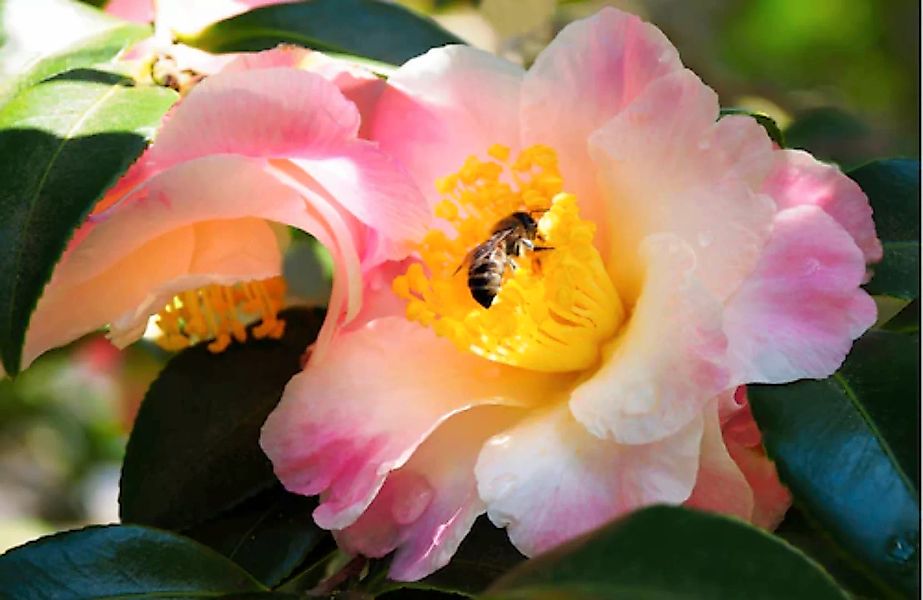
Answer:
[454,230,513,275]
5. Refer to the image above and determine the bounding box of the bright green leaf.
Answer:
[484,506,845,599]
[749,329,920,598]
[849,158,920,300]
[181,0,464,66]
[719,107,786,147]
[0,69,177,375]
[0,524,267,598]
[120,308,324,530]
[0,21,151,106]
[185,485,328,587]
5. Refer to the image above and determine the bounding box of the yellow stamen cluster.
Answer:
[154,277,287,353]
[393,145,623,373]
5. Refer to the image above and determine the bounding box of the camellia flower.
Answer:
[4,45,427,377]
[261,7,880,580]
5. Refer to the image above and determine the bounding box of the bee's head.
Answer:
[511,211,539,236]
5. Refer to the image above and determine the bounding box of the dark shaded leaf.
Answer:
[181,0,464,65]
[120,307,324,530]
[484,506,845,599]
[849,158,920,300]
[879,299,919,334]
[185,484,327,587]
[0,69,176,374]
[719,107,785,147]
[749,329,920,598]
[0,524,266,598]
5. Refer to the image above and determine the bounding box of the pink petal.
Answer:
[722,389,792,529]
[521,7,683,246]
[337,405,524,581]
[570,234,728,445]
[475,404,703,556]
[763,150,882,263]
[260,317,561,530]
[684,397,754,522]
[369,45,523,209]
[724,205,877,384]
[105,0,154,22]
[588,69,775,303]
[23,156,360,370]
[118,67,428,253]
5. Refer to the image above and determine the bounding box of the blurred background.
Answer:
[0,0,918,553]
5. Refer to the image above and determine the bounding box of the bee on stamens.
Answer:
[458,211,551,308]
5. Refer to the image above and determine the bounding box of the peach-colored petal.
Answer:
[475,404,703,556]
[724,205,877,385]
[337,405,524,581]
[684,397,754,522]
[521,7,682,247]
[588,69,775,303]
[763,150,882,264]
[570,234,727,445]
[369,45,523,210]
[260,317,561,530]
[23,156,358,369]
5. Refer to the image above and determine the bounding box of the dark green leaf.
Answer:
[181,0,464,66]
[484,506,845,599]
[749,329,920,598]
[879,299,919,334]
[185,484,328,587]
[120,307,324,530]
[719,107,785,147]
[849,159,920,300]
[0,69,177,375]
[0,524,266,598]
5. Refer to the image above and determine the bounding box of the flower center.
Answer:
[154,276,287,353]
[392,145,623,373]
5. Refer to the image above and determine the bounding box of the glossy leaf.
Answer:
[849,158,920,299]
[181,0,464,66]
[120,308,324,530]
[185,485,327,587]
[719,107,785,147]
[0,524,266,598]
[0,21,150,106]
[749,329,920,598]
[879,299,920,334]
[0,69,177,375]
[484,506,845,599]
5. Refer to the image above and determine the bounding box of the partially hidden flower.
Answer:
[5,45,427,377]
[260,7,880,580]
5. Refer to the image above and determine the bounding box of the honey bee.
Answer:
[460,211,550,308]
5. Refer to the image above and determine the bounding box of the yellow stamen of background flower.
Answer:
[154,277,287,353]
[393,145,623,373]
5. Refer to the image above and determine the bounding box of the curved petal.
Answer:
[337,404,524,581]
[722,389,791,529]
[683,397,754,522]
[570,234,728,445]
[104,0,154,23]
[369,45,524,209]
[588,68,775,303]
[23,156,359,370]
[521,7,683,246]
[260,317,564,530]
[763,149,882,264]
[110,67,428,251]
[475,404,703,556]
[724,205,876,385]
[156,0,299,36]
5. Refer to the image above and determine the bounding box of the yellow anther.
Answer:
[153,276,287,353]
[394,145,624,373]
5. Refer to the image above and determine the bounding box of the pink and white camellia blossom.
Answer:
[260,7,881,581]
[4,46,427,377]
